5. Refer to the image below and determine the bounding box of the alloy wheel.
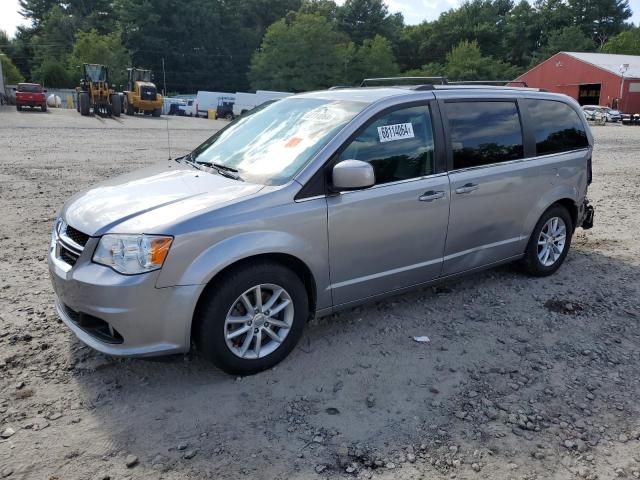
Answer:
[224,284,294,359]
[537,216,567,267]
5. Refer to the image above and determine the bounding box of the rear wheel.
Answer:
[16,105,22,111]
[152,107,161,117]
[79,92,90,116]
[195,261,308,375]
[521,205,573,276]
[41,103,47,112]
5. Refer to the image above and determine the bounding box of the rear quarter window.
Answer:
[527,100,589,155]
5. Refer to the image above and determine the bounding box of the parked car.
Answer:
[622,112,640,125]
[582,105,621,122]
[15,83,47,112]
[178,99,196,116]
[49,85,595,375]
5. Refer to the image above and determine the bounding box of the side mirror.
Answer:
[12,87,16,91]
[43,89,47,93]
[332,160,375,191]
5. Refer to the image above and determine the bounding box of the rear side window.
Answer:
[446,101,523,169]
[527,100,588,155]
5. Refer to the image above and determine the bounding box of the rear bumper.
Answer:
[17,100,45,106]
[580,199,594,230]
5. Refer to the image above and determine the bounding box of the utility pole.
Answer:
[162,57,167,97]
[619,63,629,111]
[0,53,6,103]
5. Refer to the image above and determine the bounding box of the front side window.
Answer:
[191,97,366,185]
[527,100,589,155]
[446,101,524,169]
[337,105,435,185]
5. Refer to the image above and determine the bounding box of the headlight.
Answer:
[93,234,173,274]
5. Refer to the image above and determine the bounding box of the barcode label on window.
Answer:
[377,123,415,143]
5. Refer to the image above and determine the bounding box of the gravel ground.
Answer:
[1,106,640,480]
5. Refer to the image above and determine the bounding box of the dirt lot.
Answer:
[1,106,640,480]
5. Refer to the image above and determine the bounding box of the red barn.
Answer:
[516,52,640,113]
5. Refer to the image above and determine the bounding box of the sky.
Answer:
[1,0,639,39]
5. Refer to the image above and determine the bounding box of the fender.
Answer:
[167,230,324,291]
[522,183,580,243]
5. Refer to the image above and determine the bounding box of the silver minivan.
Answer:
[49,85,595,374]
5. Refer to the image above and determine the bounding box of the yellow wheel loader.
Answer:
[76,64,121,117]
[122,68,164,117]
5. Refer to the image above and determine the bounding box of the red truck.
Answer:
[15,83,47,112]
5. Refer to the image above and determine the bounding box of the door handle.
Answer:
[455,183,479,194]
[418,190,445,202]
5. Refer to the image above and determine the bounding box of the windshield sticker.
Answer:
[302,107,338,123]
[284,137,303,148]
[377,123,415,143]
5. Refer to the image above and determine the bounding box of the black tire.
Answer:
[79,92,90,116]
[521,204,573,277]
[41,103,47,112]
[152,107,161,117]
[111,94,121,117]
[76,94,80,112]
[124,96,134,115]
[16,105,21,111]
[195,261,308,375]
[225,113,233,120]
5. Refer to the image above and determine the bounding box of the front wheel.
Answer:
[195,261,308,375]
[521,205,573,276]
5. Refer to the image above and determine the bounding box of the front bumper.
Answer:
[49,234,202,357]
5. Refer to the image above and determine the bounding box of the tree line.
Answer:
[0,0,637,93]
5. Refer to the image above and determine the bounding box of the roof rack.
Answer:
[361,76,448,87]
[447,80,529,87]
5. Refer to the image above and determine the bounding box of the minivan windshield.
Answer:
[190,97,366,185]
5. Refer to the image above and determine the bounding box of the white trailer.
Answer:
[194,91,236,118]
[232,90,292,117]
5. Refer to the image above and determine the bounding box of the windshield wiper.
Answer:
[194,161,243,181]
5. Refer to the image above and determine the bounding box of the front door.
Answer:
[327,103,450,306]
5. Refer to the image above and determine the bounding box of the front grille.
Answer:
[59,245,80,266]
[62,304,124,344]
[140,86,157,101]
[65,225,90,247]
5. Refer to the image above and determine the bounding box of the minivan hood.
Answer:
[62,161,263,235]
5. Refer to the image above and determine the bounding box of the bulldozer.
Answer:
[76,63,121,117]
[122,68,163,117]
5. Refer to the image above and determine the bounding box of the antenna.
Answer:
[162,57,172,160]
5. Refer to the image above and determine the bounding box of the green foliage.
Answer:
[444,40,521,80]
[530,26,595,65]
[4,0,638,93]
[568,0,632,47]
[33,58,71,87]
[66,30,131,86]
[337,35,399,84]
[299,0,338,19]
[30,5,75,66]
[336,0,403,46]
[250,13,348,91]
[603,28,640,54]
[0,49,26,84]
